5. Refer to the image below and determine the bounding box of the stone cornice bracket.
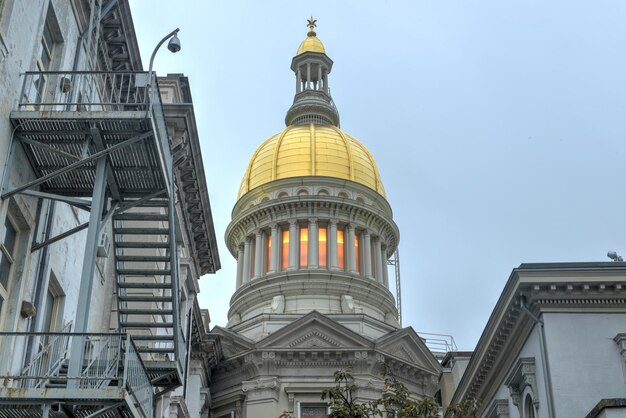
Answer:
[505,357,538,411]
[614,333,626,382]
[485,399,509,418]
[241,376,280,401]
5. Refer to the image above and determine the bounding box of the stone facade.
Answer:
[444,263,626,418]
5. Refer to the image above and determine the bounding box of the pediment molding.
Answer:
[255,312,373,350]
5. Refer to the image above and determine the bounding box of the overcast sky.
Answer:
[129,1,626,351]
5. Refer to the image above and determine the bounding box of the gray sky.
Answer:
[129,1,626,351]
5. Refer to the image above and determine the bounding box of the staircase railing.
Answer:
[0,332,154,417]
[19,321,73,388]
[124,335,154,418]
[80,333,123,388]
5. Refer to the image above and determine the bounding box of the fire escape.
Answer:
[0,58,183,418]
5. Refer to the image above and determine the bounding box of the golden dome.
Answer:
[296,35,326,55]
[238,124,386,199]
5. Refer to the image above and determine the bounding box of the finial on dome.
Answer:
[307,16,317,37]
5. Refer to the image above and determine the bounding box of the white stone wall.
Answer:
[544,312,626,418]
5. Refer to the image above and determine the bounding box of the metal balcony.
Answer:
[4,71,184,393]
[0,331,153,418]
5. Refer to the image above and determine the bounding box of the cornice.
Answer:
[228,272,397,320]
[450,266,626,414]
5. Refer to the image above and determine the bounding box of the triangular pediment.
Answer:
[256,311,373,350]
[211,325,255,358]
[375,327,441,373]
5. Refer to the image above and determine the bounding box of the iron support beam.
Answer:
[31,221,89,252]
[168,181,182,375]
[20,189,91,210]
[84,402,123,418]
[67,156,108,386]
[18,136,81,161]
[1,131,152,200]
[91,127,122,201]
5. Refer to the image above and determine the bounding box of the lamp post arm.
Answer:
[148,28,180,78]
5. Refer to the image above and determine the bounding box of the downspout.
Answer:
[519,296,556,418]
[23,200,56,369]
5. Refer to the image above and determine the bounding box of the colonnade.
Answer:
[295,63,329,93]
[235,219,390,289]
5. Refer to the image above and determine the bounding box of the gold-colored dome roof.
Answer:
[296,35,326,55]
[238,124,386,199]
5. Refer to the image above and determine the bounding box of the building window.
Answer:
[337,230,345,270]
[41,272,63,335]
[524,395,535,418]
[28,6,61,105]
[0,217,17,324]
[354,234,359,273]
[318,227,327,267]
[281,230,290,270]
[299,226,308,267]
[299,404,328,418]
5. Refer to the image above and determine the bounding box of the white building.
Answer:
[0,1,220,417]
[443,262,626,418]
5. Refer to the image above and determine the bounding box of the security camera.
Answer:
[607,251,623,262]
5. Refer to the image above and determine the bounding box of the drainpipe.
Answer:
[519,296,556,418]
[23,200,56,369]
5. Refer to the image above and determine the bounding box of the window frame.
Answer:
[0,214,19,328]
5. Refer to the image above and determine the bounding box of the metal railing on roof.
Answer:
[17,71,152,112]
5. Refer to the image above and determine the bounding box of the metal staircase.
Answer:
[113,198,183,390]
[0,69,182,415]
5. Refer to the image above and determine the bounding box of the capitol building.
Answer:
[208,20,441,418]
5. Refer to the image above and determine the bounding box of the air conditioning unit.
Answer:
[97,232,111,258]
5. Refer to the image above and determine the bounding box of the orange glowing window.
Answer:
[318,227,327,267]
[354,234,359,273]
[337,230,345,269]
[281,230,289,270]
[299,226,308,267]
[266,235,272,273]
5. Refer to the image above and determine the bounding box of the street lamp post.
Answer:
[147,28,181,111]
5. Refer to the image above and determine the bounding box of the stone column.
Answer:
[323,70,328,93]
[236,245,244,288]
[329,220,338,270]
[317,65,322,90]
[253,230,263,279]
[362,230,373,278]
[382,245,389,288]
[306,63,311,89]
[308,218,318,269]
[374,237,384,283]
[347,224,357,273]
[288,220,298,270]
[269,223,279,273]
[242,238,251,284]
[296,67,302,93]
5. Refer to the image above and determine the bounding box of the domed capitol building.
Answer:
[208,19,441,418]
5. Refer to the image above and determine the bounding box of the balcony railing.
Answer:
[0,332,153,418]
[17,71,154,112]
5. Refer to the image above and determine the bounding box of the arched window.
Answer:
[337,229,345,269]
[281,230,290,270]
[318,226,327,267]
[525,394,535,418]
[354,234,359,273]
[299,226,308,267]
